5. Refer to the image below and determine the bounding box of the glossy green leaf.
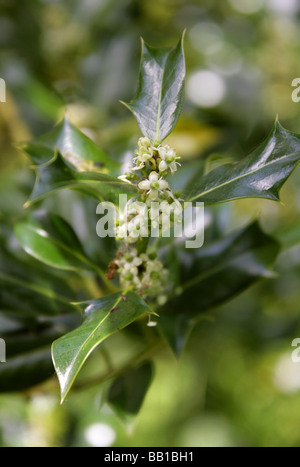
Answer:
[0,235,80,390]
[107,360,154,426]
[28,211,85,255]
[122,32,185,143]
[185,120,300,205]
[52,291,154,402]
[0,233,78,318]
[13,213,118,293]
[159,221,280,356]
[0,238,81,392]
[25,150,76,206]
[14,219,94,272]
[0,299,80,392]
[19,141,54,166]
[20,116,120,174]
[25,150,137,207]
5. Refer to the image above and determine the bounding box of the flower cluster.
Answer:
[116,200,149,243]
[157,145,181,175]
[111,136,183,304]
[115,195,183,243]
[130,137,181,176]
[115,249,168,304]
[132,137,155,170]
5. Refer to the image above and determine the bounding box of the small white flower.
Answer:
[145,258,164,275]
[160,200,171,215]
[116,248,142,268]
[118,261,140,287]
[141,263,168,300]
[123,261,139,276]
[126,201,147,217]
[158,145,181,174]
[138,137,152,150]
[116,249,143,288]
[138,171,169,200]
[131,137,154,170]
[120,272,141,288]
[127,216,142,239]
[115,246,169,303]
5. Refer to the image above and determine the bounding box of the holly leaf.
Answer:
[24,150,138,207]
[52,291,155,403]
[107,360,154,427]
[185,120,300,205]
[14,217,94,273]
[122,32,185,143]
[20,116,120,175]
[0,231,79,318]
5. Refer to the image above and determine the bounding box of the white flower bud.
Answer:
[159,160,168,172]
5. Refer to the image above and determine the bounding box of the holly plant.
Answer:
[2,33,300,422]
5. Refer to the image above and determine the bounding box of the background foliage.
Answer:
[1,0,300,447]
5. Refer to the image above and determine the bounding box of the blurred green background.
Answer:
[1,0,300,447]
